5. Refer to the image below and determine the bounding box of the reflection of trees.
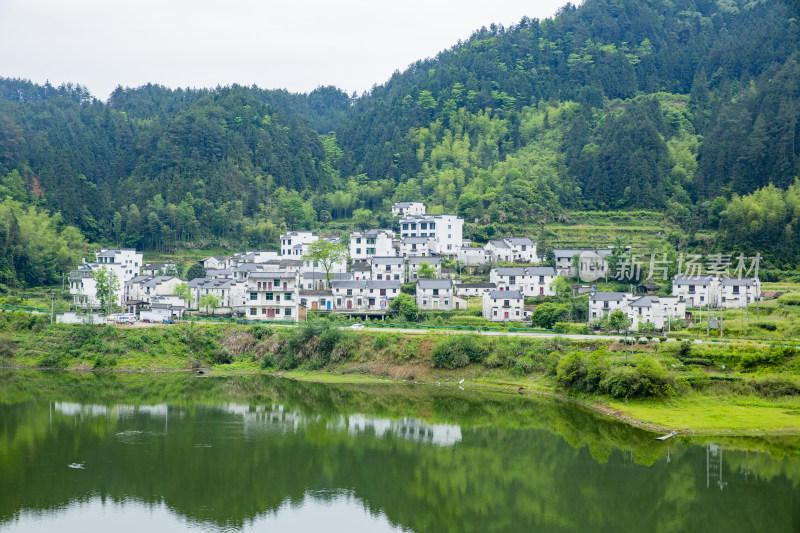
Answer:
[0,371,799,532]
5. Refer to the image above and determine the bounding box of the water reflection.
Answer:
[3,493,405,533]
[0,371,799,533]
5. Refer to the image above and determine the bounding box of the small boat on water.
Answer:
[656,431,677,441]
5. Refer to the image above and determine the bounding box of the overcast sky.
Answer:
[0,0,571,101]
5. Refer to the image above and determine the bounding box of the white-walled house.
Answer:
[554,248,613,277]
[244,272,300,321]
[188,278,245,311]
[672,275,718,307]
[416,279,454,311]
[457,246,492,266]
[628,296,686,330]
[719,278,761,308]
[489,267,557,297]
[200,256,227,270]
[482,290,525,322]
[125,276,183,304]
[350,229,396,261]
[588,292,633,322]
[392,202,426,217]
[280,231,319,257]
[399,236,433,258]
[455,282,496,298]
[407,256,442,283]
[299,290,335,311]
[301,271,353,290]
[350,262,372,281]
[331,280,401,311]
[69,248,143,310]
[398,214,463,255]
[485,238,538,263]
[370,256,405,282]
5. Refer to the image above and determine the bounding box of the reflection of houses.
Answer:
[348,414,462,446]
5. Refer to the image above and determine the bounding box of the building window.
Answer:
[250,308,257,316]
[249,293,257,300]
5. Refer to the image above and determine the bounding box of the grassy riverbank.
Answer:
[1,311,799,435]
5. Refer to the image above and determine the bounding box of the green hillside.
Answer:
[0,0,798,280]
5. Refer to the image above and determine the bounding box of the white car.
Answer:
[349,323,365,330]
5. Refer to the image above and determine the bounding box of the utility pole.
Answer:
[706,302,710,337]
[719,305,723,338]
[50,291,55,324]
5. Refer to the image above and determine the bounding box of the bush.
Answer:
[531,303,569,329]
[599,357,676,399]
[514,356,536,374]
[751,375,800,398]
[431,335,488,368]
[753,322,778,331]
[373,333,390,350]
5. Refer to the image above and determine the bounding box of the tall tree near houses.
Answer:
[93,266,120,316]
[302,239,348,288]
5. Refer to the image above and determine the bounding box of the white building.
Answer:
[188,278,245,311]
[398,214,463,255]
[672,275,718,307]
[350,229,396,262]
[482,290,525,322]
[125,276,183,304]
[407,256,442,283]
[719,278,761,308]
[370,256,405,282]
[454,282,496,298]
[457,246,492,266]
[280,231,319,257]
[416,279,454,311]
[489,267,557,297]
[554,248,613,277]
[299,290,335,311]
[68,248,143,310]
[200,256,227,270]
[485,238,538,263]
[391,202,426,217]
[331,280,401,311]
[628,296,686,330]
[399,236,433,258]
[588,292,633,323]
[350,262,372,281]
[300,271,353,291]
[244,272,300,321]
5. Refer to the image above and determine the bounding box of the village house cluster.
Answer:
[66,203,762,329]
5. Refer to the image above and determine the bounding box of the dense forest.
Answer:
[0,0,799,284]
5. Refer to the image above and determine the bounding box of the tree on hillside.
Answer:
[199,294,220,316]
[186,263,206,281]
[389,293,420,322]
[302,239,349,287]
[608,309,631,333]
[417,262,436,279]
[93,267,120,316]
[549,276,572,298]
[173,283,192,309]
[531,302,568,329]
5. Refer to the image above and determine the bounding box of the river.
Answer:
[0,371,798,532]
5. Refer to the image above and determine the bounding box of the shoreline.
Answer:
[5,363,800,437]
[3,320,800,437]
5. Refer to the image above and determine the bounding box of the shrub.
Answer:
[212,348,233,365]
[514,356,536,374]
[753,322,778,331]
[751,375,800,398]
[599,357,675,399]
[373,333,390,350]
[431,335,487,368]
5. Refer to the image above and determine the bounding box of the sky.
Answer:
[0,0,571,101]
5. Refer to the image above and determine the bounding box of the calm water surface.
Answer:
[0,371,798,532]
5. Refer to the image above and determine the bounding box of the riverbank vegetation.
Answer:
[2,315,800,433]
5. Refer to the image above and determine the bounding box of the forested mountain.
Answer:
[0,0,799,274]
